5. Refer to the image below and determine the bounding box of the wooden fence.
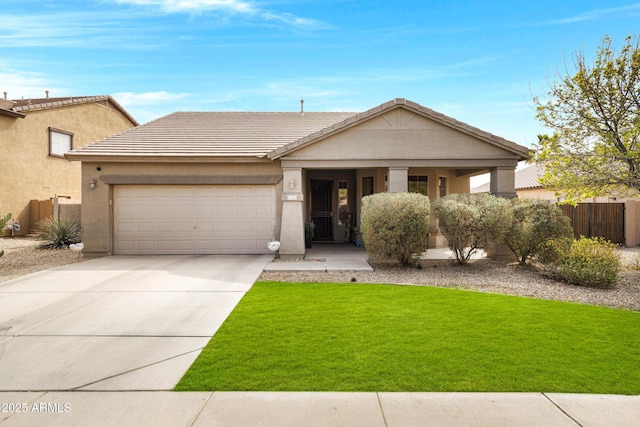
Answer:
[560,203,625,244]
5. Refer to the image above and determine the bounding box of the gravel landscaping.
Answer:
[2,237,639,311]
[261,257,640,312]
[0,237,82,283]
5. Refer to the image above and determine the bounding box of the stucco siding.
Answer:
[1,102,136,235]
[285,111,512,161]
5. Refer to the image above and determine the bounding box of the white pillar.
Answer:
[388,167,408,192]
[279,168,305,257]
[490,166,517,199]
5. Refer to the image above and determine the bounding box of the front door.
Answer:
[310,179,333,240]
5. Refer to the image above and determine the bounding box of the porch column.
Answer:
[279,167,305,257]
[388,167,408,192]
[487,165,518,261]
[489,166,517,199]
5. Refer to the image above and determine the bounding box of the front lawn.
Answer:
[175,282,640,394]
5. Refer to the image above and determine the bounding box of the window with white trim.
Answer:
[49,127,74,157]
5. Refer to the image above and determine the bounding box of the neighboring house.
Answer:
[0,94,138,236]
[472,163,640,246]
[472,163,549,199]
[65,98,529,257]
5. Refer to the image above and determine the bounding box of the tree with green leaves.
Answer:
[534,34,640,202]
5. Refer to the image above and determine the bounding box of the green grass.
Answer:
[175,282,640,394]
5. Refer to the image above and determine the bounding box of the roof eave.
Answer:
[64,153,273,163]
[11,95,139,126]
[0,109,26,119]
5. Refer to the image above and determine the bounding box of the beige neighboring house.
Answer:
[65,98,529,257]
[0,94,138,236]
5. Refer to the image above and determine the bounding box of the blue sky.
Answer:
[2,0,640,150]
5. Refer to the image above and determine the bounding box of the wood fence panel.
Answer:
[560,203,624,244]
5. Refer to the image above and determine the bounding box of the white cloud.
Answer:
[0,68,64,100]
[112,91,191,105]
[114,0,256,13]
[113,0,328,29]
[544,3,640,25]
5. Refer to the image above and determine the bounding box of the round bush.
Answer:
[503,199,573,265]
[554,237,621,288]
[360,192,430,266]
[433,193,512,264]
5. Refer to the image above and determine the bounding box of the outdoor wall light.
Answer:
[89,179,97,189]
[289,179,296,189]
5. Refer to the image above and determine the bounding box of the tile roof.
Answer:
[66,98,530,161]
[0,95,138,125]
[67,111,358,159]
[516,163,545,189]
[471,163,544,193]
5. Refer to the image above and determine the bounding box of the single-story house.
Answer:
[0,94,138,235]
[65,98,529,257]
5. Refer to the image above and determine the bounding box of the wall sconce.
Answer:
[89,179,97,189]
[289,179,296,189]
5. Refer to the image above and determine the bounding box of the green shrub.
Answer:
[503,199,573,265]
[361,192,430,266]
[433,193,512,264]
[549,237,621,288]
[0,213,11,257]
[37,216,82,249]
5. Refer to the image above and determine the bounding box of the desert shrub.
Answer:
[548,237,621,288]
[0,213,10,257]
[37,216,82,249]
[537,237,573,266]
[433,193,512,264]
[360,192,430,266]
[503,199,573,265]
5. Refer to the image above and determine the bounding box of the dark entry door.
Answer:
[310,179,333,240]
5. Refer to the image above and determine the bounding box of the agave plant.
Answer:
[37,216,82,249]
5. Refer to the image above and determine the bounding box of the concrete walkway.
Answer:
[1,391,638,426]
[0,255,272,391]
[264,244,488,272]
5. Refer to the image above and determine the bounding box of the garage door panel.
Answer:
[156,222,175,233]
[215,187,235,197]
[136,222,154,233]
[114,185,275,254]
[136,241,155,251]
[256,221,274,233]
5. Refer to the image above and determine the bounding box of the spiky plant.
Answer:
[37,216,82,249]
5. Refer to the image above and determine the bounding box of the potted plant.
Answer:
[305,223,315,248]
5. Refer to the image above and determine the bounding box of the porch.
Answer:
[264,243,487,272]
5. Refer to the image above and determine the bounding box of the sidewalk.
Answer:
[1,391,638,426]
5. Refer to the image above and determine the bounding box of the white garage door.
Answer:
[114,185,276,254]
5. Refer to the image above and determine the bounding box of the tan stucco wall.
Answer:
[286,109,511,161]
[80,161,283,255]
[1,102,136,235]
[516,188,558,201]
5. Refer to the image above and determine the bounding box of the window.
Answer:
[439,177,447,198]
[338,181,348,225]
[362,176,374,196]
[408,175,428,196]
[49,127,74,157]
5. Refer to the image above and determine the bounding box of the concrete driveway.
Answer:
[0,254,272,391]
